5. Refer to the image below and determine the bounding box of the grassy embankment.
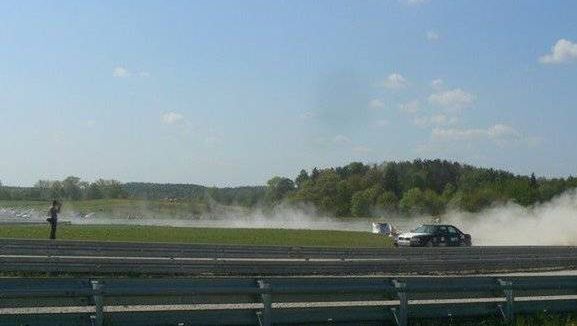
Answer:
[0,199,213,218]
[0,199,392,247]
[0,224,392,247]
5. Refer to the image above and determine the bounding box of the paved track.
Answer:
[0,238,576,275]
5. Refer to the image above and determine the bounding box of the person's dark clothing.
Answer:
[49,222,57,240]
[47,206,59,240]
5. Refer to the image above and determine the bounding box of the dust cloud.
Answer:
[66,204,380,232]
[443,189,577,246]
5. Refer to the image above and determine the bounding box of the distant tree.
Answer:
[314,170,340,213]
[442,183,457,202]
[529,173,538,189]
[350,186,380,217]
[422,189,445,215]
[295,169,309,189]
[94,179,125,199]
[265,177,295,204]
[334,180,352,216]
[458,188,502,212]
[62,176,82,200]
[346,162,369,176]
[34,180,53,200]
[399,188,444,215]
[87,182,104,199]
[501,178,531,206]
[350,191,370,217]
[376,191,398,212]
[538,179,565,202]
[311,167,320,181]
[399,188,423,214]
[49,181,64,200]
[383,164,401,197]
[347,174,367,193]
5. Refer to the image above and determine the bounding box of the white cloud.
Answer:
[426,30,439,41]
[431,78,444,90]
[161,112,185,125]
[113,66,151,78]
[383,73,409,90]
[428,88,475,112]
[113,66,130,78]
[431,124,521,143]
[418,125,538,156]
[540,39,577,64]
[369,99,385,109]
[414,114,459,128]
[430,114,458,126]
[399,100,420,114]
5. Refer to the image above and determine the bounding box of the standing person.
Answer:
[47,200,61,240]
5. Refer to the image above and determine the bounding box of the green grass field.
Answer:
[0,224,392,248]
[0,199,391,247]
[0,199,213,218]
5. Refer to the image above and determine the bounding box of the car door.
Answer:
[436,226,449,246]
[447,226,461,246]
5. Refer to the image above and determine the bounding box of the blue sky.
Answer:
[1,0,577,186]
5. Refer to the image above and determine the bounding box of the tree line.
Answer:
[0,178,266,208]
[0,177,125,201]
[264,160,577,217]
[2,159,576,217]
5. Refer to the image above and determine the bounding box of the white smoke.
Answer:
[443,189,577,246]
[59,203,377,231]
[210,205,370,231]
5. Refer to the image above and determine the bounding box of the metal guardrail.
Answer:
[2,238,577,260]
[3,255,577,276]
[1,239,577,275]
[1,276,576,326]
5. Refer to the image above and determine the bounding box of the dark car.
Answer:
[394,224,472,247]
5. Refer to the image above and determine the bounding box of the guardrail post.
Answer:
[257,280,272,326]
[91,280,104,326]
[391,280,408,326]
[497,279,514,324]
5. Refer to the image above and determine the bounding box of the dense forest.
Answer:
[274,160,577,217]
[1,159,576,217]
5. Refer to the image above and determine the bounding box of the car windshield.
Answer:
[413,225,436,234]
